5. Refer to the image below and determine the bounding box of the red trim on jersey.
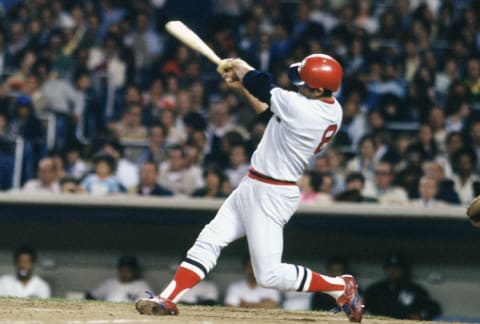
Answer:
[320,97,335,104]
[248,168,297,186]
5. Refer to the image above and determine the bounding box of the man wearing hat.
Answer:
[364,254,441,320]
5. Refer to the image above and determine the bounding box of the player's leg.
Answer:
[160,192,245,303]
[136,190,245,315]
[240,179,362,321]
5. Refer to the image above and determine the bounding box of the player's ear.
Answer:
[311,88,324,99]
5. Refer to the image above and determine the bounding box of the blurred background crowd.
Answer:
[0,0,480,206]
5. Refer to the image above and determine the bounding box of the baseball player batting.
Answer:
[135,54,363,322]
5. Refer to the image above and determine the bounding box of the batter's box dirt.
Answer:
[0,298,467,324]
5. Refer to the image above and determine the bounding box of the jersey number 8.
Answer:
[314,124,338,154]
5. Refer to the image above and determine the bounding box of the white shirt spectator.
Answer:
[90,278,151,302]
[66,160,89,179]
[409,198,449,208]
[0,274,50,299]
[363,184,409,205]
[87,48,126,89]
[43,79,84,116]
[226,163,249,188]
[282,291,313,310]
[22,179,60,193]
[115,158,139,189]
[158,163,203,195]
[452,174,480,205]
[224,279,281,307]
[178,280,219,305]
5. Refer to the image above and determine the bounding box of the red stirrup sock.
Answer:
[159,257,208,303]
[295,266,345,299]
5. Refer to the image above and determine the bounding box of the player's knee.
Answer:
[256,268,282,289]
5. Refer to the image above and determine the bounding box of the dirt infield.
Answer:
[0,298,464,324]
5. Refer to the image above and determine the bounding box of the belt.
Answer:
[248,168,296,186]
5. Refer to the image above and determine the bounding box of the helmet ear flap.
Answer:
[288,62,305,86]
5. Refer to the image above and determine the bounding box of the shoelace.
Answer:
[330,306,342,314]
[144,290,155,299]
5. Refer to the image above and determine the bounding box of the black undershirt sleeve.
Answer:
[242,70,276,106]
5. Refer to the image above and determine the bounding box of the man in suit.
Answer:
[132,161,173,197]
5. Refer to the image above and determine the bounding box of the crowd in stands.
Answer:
[0,246,442,320]
[0,0,479,206]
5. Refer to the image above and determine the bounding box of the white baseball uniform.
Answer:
[172,87,342,301]
[0,274,51,299]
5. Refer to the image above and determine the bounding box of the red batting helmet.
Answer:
[288,54,343,91]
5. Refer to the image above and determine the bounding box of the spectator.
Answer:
[408,124,438,161]
[192,167,227,198]
[64,145,89,180]
[86,255,152,302]
[312,256,352,311]
[43,73,84,148]
[6,50,36,91]
[422,161,460,204]
[428,107,447,152]
[22,158,60,193]
[160,108,186,146]
[363,161,409,205]
[102,141,138,190]
[436,131,465,179]
[87,34,126,90]
[365,254,441,320]
[109,105,148,142]
[9,95,44,142]
[123,12,162,75]
[225,255,280,309]
[60,177,80,193]
[136,124,167,167]
[435,57,457,94]
[132,161,173,197]
[4,21,29,69]
[282,289,313,311]
[177,277,220,306]
[469,119,480,169]
[339,96,368,149]
[225,144,249,188]
[312,153,345,195]
[49,151,66,180]
[80,154,121,195]
[445,101,471,134]
[464,57,480,106]
[451,148,480,205]
[0,112,15,190]
[409,175,450,207]
[335,172,377,203]
[170,257,220,307]
[299,171,332,205]
[158,145,203,196]
[0,246,51,299]
[345,134,376,182]
[395,145,425,199]
[206,100,249,155]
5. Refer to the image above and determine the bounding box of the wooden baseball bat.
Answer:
[165,20,222,65]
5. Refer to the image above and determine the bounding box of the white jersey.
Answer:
[224,279,281,306]
[251,88,343,182]
[0,274,51,299]
[90,278,152,302]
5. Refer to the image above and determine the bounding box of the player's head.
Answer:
[288,53,343,96]
[117,255,141,282]
[13,246,37,280]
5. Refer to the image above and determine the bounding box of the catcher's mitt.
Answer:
[466,196,480,227]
